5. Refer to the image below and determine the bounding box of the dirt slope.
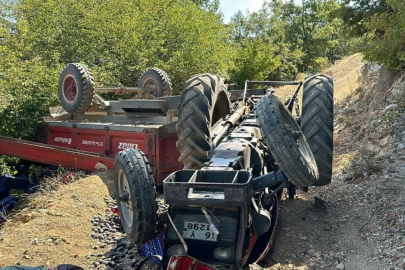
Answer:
[275,53,363,114]
[263,55,405,270]
[0,176,110,268]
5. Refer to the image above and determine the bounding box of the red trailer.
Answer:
[0,64,182,186]
[36,115,181,186]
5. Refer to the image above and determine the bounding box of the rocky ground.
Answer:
[85,197,140,269]
[263,62,405,270]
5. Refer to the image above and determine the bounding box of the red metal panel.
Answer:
[0,136,114,171]
[109,131,148,156]
[155,127,182,186]
[46,126,150,157]
[47,127,75,148]
[37,123,182,185]
[77,132,107,155]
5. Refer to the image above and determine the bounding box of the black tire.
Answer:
[255,95,319,187]
[176,74,231,169]
[58,63,95,113]
[138,68,172,97]
[114,149,157,245]
[301,74,334,186]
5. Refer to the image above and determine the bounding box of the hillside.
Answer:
[1,54,404,269]
[267,54,405,269]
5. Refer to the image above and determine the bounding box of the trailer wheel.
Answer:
[138,68,172,97]
[58,63,95,113]
[114,149,157,245]
[176,74,231,169]
[255,95,319,187]
[301,74,334,186]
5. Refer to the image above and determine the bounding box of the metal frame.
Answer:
[88,95,181,116]
[241,80,303,113]
[0,136,114,171]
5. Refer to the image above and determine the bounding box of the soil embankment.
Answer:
[0,176,110,268]
[266,55,405,270]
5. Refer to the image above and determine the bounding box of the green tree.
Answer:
[362,0,405,70]
[228,0,352,84]
[270,0,350,71]
[12,0,232,92]
[339,0,388,37]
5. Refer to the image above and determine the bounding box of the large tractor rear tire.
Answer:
[255,95,319,187]
[176,74,231,169]
[301,74,334,186]
[58,63,95,113]
[138,68,172,97]
[114,149,157,245]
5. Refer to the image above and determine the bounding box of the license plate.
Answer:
[183,221,219,242]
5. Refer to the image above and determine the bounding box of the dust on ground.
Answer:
[0,175,110,268]
[264,56,405,269]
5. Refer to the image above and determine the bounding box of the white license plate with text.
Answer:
[183,221,219,242]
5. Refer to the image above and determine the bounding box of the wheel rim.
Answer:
[280,106,316,172]
[62,75,78,103]
[117,169,133,228]
[142,77,159,95]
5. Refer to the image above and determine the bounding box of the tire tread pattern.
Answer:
[58,63,95,113]
[301,74,334,186]
[176,74,230,169]
[138,68,172,96]
[255,95,318,187]
[114,149,157,245]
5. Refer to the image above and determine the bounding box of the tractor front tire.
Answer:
[138,68,172,97]
[255,95,319,187]
[114,149,157,245]
[301,74,334,186]
[58,63,95,113]
[176,74,231,169]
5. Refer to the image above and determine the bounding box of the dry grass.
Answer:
[0,175,110,268]
[275,53,364,111]
[322,53,363,102]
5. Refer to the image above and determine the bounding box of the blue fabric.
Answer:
[137,232,165,257]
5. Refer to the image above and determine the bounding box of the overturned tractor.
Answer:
[114,73,334,269]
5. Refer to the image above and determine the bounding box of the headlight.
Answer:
[213,247,231,260]
[167,244,186,256]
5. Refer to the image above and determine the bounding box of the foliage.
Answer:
[0,156,19,175]
[0,2,60,141]
[270,0,353,71]
[339,0,388,37]
[339,0,405,70]
[228,0,357,86]
[28,164,50,184]
[12,0,232,92]
[362,0,405,71]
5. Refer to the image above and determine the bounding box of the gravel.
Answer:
[87,197,145,270]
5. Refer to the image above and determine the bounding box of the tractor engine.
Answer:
[163,104,283,268]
